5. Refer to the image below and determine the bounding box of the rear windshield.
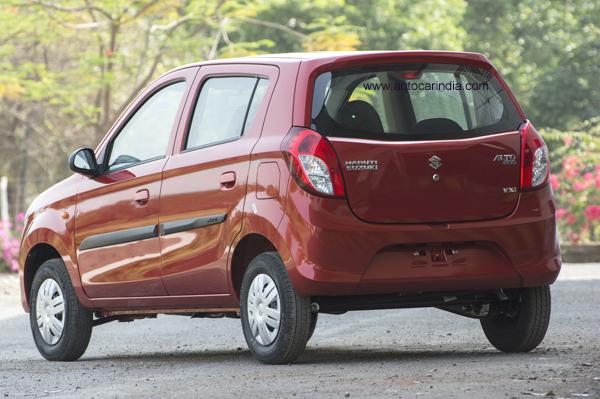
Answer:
[311,63,522,141]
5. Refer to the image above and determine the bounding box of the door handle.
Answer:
[220,172,236,190]
[134,189,150,206]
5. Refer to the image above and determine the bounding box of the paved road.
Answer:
[1,265,599,398]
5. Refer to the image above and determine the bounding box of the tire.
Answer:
[29,258,93,361]
[307,312,318,342]
[240,252,312,364]
[481,285,551,353]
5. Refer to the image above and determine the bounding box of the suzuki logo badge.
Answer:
[428,155,442,170]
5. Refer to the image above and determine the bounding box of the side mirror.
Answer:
[68,148,99,177]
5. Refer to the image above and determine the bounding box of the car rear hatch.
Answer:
[310,61,523,223]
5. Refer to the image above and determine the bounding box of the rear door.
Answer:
[310,62,523,223]
[158,64,278,295]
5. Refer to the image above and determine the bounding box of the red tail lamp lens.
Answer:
[282,128,345,198]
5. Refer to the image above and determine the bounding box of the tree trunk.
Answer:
[99,22,120,139]
[15,125,30,216]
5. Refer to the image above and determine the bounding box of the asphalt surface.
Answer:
[0,264,599,399]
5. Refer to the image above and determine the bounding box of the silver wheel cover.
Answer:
[35,278,65,345]
[247,273,281,345]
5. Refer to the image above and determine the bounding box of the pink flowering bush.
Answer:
[0,213,24,272]
[544,123,600,244]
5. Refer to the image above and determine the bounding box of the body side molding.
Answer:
[160,214,227,236]
[79,225,159,251]
[78,214,227,251]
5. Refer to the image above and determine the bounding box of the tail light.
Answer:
[520,120,549,190]
[282,127,345,198]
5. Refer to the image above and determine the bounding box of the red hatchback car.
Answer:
[20,51,560,364]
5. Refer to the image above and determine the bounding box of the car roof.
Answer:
[170,51,491,72]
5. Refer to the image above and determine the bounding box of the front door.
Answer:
[158,64,278,295]
[75,69,196,298]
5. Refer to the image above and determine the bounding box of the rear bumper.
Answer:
[281,183,561,297]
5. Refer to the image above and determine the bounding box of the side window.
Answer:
[108,82,186,171]
[185,77,268,150]
[243,78,269,133]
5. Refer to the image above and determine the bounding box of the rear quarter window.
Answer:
[311,63,522,141]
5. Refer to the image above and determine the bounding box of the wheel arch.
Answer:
[20,225,90,312]
[229,233,277,300]
[22,243,62,310]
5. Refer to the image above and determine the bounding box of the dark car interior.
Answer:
[312,65,522,141]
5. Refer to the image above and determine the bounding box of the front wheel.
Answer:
[29,259,93,361]
[481,285,551,353]
[240,252,312,364]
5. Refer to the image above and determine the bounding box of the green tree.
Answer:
[463,0,600,129]
[347,0,466,51]
[232,0,360,52]
[0,1,290,212]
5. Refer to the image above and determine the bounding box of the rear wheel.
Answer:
[481,285,551,353]
[29,259,92,361]
[307,312,318,342]
[240,252,312,364]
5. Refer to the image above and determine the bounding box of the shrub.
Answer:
[542,119,600,244]
[0,213,24,272]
